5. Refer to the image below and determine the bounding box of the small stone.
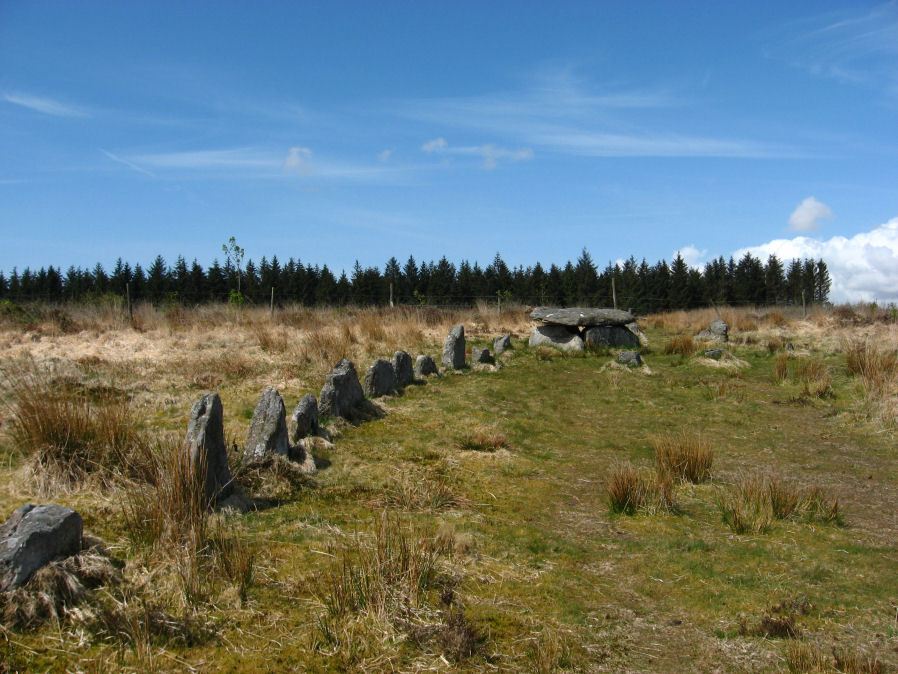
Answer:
[319,359,365,420]
[185,392,234,503]
[414,354,439,378]
[290,394,319,443]
[493,334,512,354]
[442,324,466,369]
[472,346,494,364]
[244,387,290,462]
[703,349,725,360]
[391,350,414,388]
[0,504,83,591]
[617,351,643,367]
[697,319,729,343]
[528,325,584,352]
[365,358,396,397]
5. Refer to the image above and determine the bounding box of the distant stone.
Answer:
[617,351,643,367]
[472,347,494,364]
[584,325,641,349]
[414,354,439,378]
[290,394,319,443]
[392,350,414,388]
[625,321,649,346]
[319,359,365,420]
[697,319,728,343]
[365,358,396,397]
[0,504,82,591]
[185,392,234,503]
[493,334,512,354]
[530,306,634,327]
[703,349,725,360]
[244,387,290,462]
[528,325,584,352]
[442,324,466,369]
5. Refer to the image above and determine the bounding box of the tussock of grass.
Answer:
[774,353,791,382]
[253,323,289,353]
[236,453,315,501]
[607,462,676,515]
[833,646,886,674]
[785,641,830,673]
[796,358,834,398]
[456,427,509,452]
[377,476,464,512]
[719,475,842,534]
[653,432,713,483]
[664,334,696,357]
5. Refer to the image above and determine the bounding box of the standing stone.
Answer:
[290,394,319,443]
[617,351,643,367]
[0,504,82,591]
[584,325,640,349]
[442,324,466,369]
[319,359,365,420]
[365,358,396,397]
[414,354,439,378]
[528,325,584,352]
[472,347,494,364]
[244,387,290,462]
[185,393,234,503]
[392,350,414,388]
[493,334,512,355]
[697,319,729,343]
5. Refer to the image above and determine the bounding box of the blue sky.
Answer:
[2,1,897,300]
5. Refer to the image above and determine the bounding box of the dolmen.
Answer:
[529,307,639,351]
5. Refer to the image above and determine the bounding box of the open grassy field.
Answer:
[1,303,897,672]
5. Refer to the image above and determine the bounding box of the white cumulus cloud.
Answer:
[736,217,898,303]
[674,244,708,269]
[789,196,833,231]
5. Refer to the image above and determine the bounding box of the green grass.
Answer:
[2,330,897,671]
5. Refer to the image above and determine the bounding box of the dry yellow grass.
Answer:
[653,431,713,483]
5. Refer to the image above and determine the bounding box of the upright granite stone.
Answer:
[319,359,365,420]
[472,347,494,364]
[365,358,396,397]
[414,354,439,378]
[290,394,320,443]
[185,393,234,503]
[493,334,512,355]
[696,319,729,343]
[0,504,82,591]
[530,306,634,327]
[244,387,290,462]
[584,325,640,349]
[391,350,414,388]
[529,325,584,352]
[442,324,466,369]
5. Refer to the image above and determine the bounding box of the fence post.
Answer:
[497,291,501,316]
[270,287,275,317]
[612,277,617,310]
[126,282,133,323]
[389,282,394,308]
[801,289,806,319]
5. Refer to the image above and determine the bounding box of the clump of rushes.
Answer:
[607,462,675,515]
[795,358,834,398]
[664,334,696,357]
[719,475,842,534]
[653,432,713,483]
[456,427,509,452]
[774,353,790,382]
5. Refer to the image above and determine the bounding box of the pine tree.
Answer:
[814,260,832,303]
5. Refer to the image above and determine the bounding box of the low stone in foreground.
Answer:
[529,325,584,352]
[530,306,634,327]
[0,504,83,591]
[414,354,439,378]
[617,351,643,367]
[365,358,396,397]
[291,394,320,443]
[320,359,365,420]
[392,350,414,388]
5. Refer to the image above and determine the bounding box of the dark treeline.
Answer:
[0,249,831,312]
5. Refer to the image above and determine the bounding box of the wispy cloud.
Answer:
[421,137,534,169]
[764,2,898,95]
[399,67,794,159]
[100,149,156,178]
[2,91,89,118]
